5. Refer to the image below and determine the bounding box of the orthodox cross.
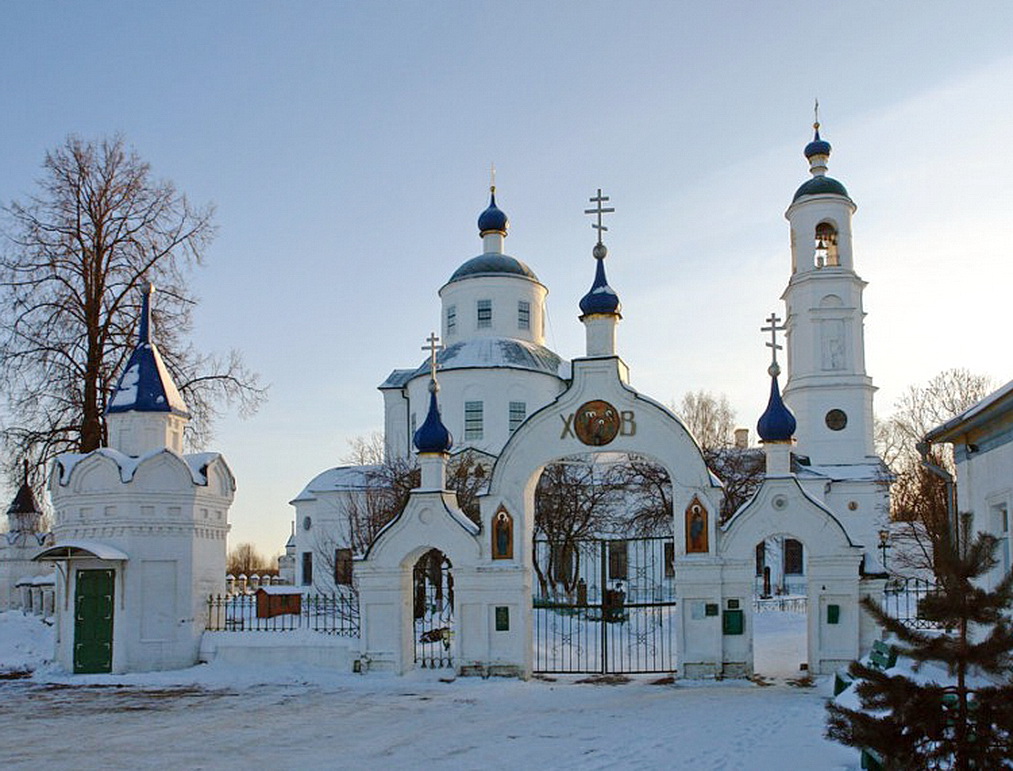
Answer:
[490,162,496,193]
[761,312,786,366]
[584,189,615,244]
[422,332,442,381]
[813,98,820,130]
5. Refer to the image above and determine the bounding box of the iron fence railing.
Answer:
[881,576,944,630]
[206,591,359,635]
[753,595,807,613]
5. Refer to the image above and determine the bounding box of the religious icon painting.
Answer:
[685,497,709,554]
[573,399,620,446]
[492,507,513,560]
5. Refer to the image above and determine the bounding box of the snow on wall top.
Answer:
[54,447,225,487]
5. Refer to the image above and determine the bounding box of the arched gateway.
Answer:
[357,178,884,678]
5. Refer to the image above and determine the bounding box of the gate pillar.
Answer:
[674,559,725,678]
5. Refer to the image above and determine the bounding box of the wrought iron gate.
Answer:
[533,536,677,674]
[413,549,454,668]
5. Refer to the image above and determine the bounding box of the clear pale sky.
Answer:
[2,2,1011,557]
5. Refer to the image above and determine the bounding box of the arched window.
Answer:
[815,222,839,267]
[783,538,804,575]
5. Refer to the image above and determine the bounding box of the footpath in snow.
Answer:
[0,610,858,770]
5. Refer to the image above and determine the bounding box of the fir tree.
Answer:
[827,522,1013,769]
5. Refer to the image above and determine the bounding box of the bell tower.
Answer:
[781,115,876,465]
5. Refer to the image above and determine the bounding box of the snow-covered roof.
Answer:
[379,369,416,390]
[53,448,227,487]
[409,337,565,382]
[924,378,1013,443]
[290,464,385,503]
[794,460,889,483]
[107,287,189,417]
[34,539,130,561]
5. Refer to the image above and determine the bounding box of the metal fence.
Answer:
[881,576,944,630]
[753,595,807,613]
[206,591,360,635]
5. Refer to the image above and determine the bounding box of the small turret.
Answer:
[757,313,796,476]
[579,189,621,357]
[6,460,42,543]
[414,333,453,490]
[106,284,189,455]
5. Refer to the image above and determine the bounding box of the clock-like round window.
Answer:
[825,409,848,431]
[302,516,312,531]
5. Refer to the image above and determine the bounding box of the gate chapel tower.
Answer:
[781,118,876,467]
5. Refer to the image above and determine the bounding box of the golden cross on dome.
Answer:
[584,188,615,244]
[422,332,443,381]
[761,312,786,365]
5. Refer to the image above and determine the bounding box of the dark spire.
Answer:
[7,459,40,517]
[106,283,189,416]
[413,333,453,454]
[138,282,153,345]
[756,312,796,442]
[579,188,621,317]
[477,185,508,236]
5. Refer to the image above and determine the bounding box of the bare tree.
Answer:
[0,135,265,489]
[675,390,763,522]
[878,368,994,574]
[227,542,276,576]
[678,390,736,450]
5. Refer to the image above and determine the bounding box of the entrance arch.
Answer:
[719,477,864,675]
[477,357,723,677]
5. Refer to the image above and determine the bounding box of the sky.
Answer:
[1,2,1011,557]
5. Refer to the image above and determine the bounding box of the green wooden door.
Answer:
[74,569,115,673]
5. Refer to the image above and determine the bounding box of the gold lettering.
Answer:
[621,410,637,436]
[560,412,575,439]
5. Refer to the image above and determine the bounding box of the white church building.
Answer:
[10,119,911,678]
[293,121,892,677]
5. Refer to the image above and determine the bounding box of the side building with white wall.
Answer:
[38,285,235,674]
[925,379,1013,590]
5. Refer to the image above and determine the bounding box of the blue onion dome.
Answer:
[477,189,508,235]
[413,380,453,453]
[804,125,832,159]
[757,364,797,442]
[579,242,621,316]
[793,175,850,202]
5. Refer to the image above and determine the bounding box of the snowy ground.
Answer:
[0,611,858,770]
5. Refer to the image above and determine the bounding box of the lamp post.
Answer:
[878,529,891,572]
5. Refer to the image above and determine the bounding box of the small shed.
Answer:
[256,586,303,618]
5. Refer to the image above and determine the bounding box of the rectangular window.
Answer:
[664,541,675,579]
[334,548,353,585]
[509,401,526,433]
[477,299,492,328]
[518,301,530,330]
[301,552,313,586]
[783,539,804,575]
[608,540,628,581]
[410,412,417,437]
[446,305,456,335]
[464,401,484,440]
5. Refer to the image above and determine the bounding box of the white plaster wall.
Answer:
[48,450,234,673]
[955,436,1013,589]
[403,367,565,457]
[439,274,548,346]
